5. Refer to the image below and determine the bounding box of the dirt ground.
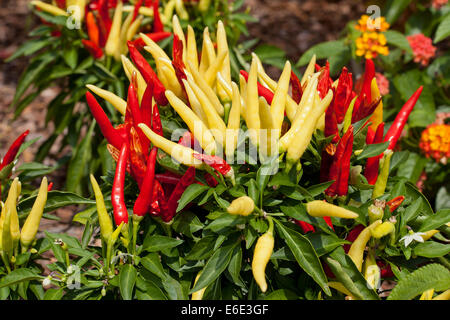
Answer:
[0,0,369,237]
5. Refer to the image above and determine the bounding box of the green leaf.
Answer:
[398,197,423,231]
[388,264,450,300]
[140,253,167,279]
[418,209,450,232]
[306,181,335,197]
[5,38,53,62]
[305,233,350,257]
[357,142,390,160]
[0,269,41,288]
[119,264,137,300]
[385,30,412,53]
[382,0,412,24]
[43,288,64,300]
[274,220,331,296]
[185,236,217,261]
[143,235,184,252]
[227,245,246,288]
[414,241,450,258]
[66,121,95,193]
[264,289,298,300]
[63,46,78,69]
[18,191,94,217]
[434,13,450,43]
[162,275,187,300]
[189,243,237,294]
[176,184,209,213]
[297,40,347,66]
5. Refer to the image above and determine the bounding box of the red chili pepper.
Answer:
[126,80,149,153]
[343,224,365,253]
[240,70,274,104]
[317,61,332,99]
[387,195,405,213]
[130,32,172,50]
[97,0,112,47]
[132,0,143,22]
[133,147,158,216]
[323,216,334,231]
[162,166,196,222]
[86,11,100,47]
[155,172,182,185]
[0,130,29,172]
[172,35,189,101]
[127,41,168,106]
[204,172,219,187]
[51,30,62,38]
[112,142,130,226]
[295,220,315,233]
[290,71,303,104]
[364,122,385,185]
[86,92,126,149]
[152,0,164,33]
[151,103,163,136]
[332,67,353,124]
[47,182,54,192]
[384,86,423,151]
[55,0,66,8]
[82,39,104,59]
[149,179,168,216]
[193,153,232,177]
[351,96,382,124]
[140,80,154,129]
[324,101,339,143]
[377,260,394,278]
[178,131,202,153]
[325,126,353,197]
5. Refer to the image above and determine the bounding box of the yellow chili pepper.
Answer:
[186,76,226,147]
[165,90,217,155]
[217,72,233,100]
[186,62,225,117]
[301,54,316,86]
[105,1,123,60]
[31,1,68,16]
[328,281,356,299]
[433,289,450,300]
[252,217,274,293]
[204,50,228,88]
[270,61,291,133]
[216,21,232,102]
[162,0,176,24]
[20,177,48,250]
[278,74,319,153]
[368,78,383,131]
[420,288,434,300]
[198,0,211,12]
[225,82,242,160]
[5,178,21,248]
[306,200,359,219]
[371,221,395,239]
[227,196,255,216]
[372,150,393,199]
[199,27,217,75]
[86,84,127,116]
[121,55,148,102]
[286,90,333,168]
[123,5,154,17]
[138,123,204,168]
[421,229,439,241]
[141,33,172,62]
[127,15,143,41]
[157,58,184,98]
[174,0,189,20]
[66,0,86,20]
[343,96,357,133]
[254,56,298,122]
[363,250,380,290]
[259,97,277,157]
[186,25,199,74]
[118,10,134,59]
[245,56,261,147]
[191,271,207,300]
[348,220,382,271]
[182,79,209,126]
[89,175,113,243]
[172,15,187,63]
[239,74,247,120]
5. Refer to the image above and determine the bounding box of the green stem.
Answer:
[1,253,11,273]
[266,216,274,235]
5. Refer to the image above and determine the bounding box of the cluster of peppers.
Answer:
[84,19,427,297]
[31,0,172,60]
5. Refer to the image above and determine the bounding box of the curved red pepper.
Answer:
[290,71,303,104]
[82,39,104,59]
[343,224,365,253]
[193,153,232,176]
[47,182,54,192]
[155,172,182,185]
[364,122,385,185]
[151,103,163,136]
[86,11,100,47]
[384,86,423,151]
[133,147,158,216]
[112,142,130,226]
[0,130,29,171]
[387,195,405,213]
[132,0,143,22]
[178,131,202,153]
[130,32,172,50]
[317,61,332,99]
[240,70,274,104]
[127,41,168,106]
[86,92,125,149]
[332,67,353,124]
[172,35,189,101]
[152,0,164,33]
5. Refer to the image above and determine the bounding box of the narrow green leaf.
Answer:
[119,264,137,300]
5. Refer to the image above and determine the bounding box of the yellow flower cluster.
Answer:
[419,124,450,164]
[355,15,390,59]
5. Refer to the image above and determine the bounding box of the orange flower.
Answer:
[355,15,390,32]
[407,33,437,67]
[419,124,450,164]
[355,32,389,59]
